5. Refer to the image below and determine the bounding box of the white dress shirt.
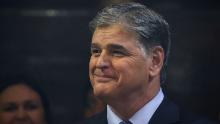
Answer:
[107,88,164,124]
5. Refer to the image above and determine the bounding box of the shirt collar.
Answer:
[107,105,122,124]
[107,88,164,124]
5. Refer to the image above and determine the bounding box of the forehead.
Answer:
[92,24,138,46]
[0,84,41,103]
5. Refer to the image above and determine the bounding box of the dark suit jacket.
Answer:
[82,98,217,124]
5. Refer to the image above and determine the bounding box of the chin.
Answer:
[93,88,106,97]
[93,88,110,100]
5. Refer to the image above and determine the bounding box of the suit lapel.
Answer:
[149,98,180,124]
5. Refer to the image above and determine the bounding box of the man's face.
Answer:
[89,24,152,101]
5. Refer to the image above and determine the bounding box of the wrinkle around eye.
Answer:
[91,49,101,57]
[92,53,101,57]
[111,51,126,57]
[91,51,101,57]
[112,49,133,57]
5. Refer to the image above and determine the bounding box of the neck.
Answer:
[108,79,160,120]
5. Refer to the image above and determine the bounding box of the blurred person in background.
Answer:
[0,76,51,124]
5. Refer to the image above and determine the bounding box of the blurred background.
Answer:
[0,0,220,123]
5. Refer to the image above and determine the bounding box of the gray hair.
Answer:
[89,2,171,84]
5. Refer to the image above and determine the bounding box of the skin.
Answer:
[0,84,46,124]
[89,24,164,120]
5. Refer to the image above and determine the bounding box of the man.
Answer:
[85,2,217,124]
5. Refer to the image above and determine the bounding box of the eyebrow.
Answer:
[106,44,127,52]
[91,43,127,50]
[91,43,100,48]
[0,102,16,107]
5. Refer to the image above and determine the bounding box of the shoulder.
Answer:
[174,101,218,124]
[149,97,218,124]
[178,109,218,124]
[188,119,219,124]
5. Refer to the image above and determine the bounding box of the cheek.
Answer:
[114,59,138,75]
[29,110,46,124]
[0,113,14,124]
[89,58,97,85]
[89,58,95,73]
[112,63,132,84]
[115,59,147,81]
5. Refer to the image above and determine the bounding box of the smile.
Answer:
[93,75,114,83]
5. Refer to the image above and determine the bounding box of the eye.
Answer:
[24,101,41,111]
[91,48,101,57]
[1,105,17,112]
[111,50,126,57]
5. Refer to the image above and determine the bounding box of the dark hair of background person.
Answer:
[89,2,171,84]
[0,75,51,124]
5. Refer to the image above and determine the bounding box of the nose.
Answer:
[15,107,28,120]
[96,51,111,69]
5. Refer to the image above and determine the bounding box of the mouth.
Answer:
[93,74,114,83]
[13,121,31,124]
[92,68,116,83]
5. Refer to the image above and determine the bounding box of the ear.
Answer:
[149,46,164,77]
